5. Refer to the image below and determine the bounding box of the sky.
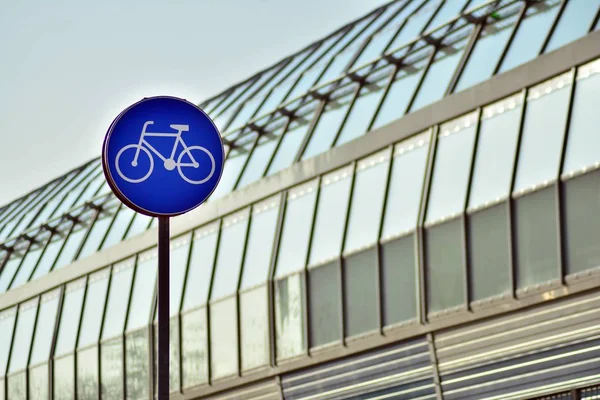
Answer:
[0,0,388,206]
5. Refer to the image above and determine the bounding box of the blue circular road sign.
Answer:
[102,96,225,217]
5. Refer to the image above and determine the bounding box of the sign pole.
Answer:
[157,216,170,400]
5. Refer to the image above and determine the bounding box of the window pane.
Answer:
[226,95,264,133]
[275,273,306,360]
[78,270,109,348]
[125,213,152,240]
[515,187,560,289]
[372,53,430,129]
[8,371,26,400]
[182,223,219,311]
[240,197,281,290]
[237,124,286,188]
[344,150,390,253]
[468,204,511,301]
[100,338,123,399]
[301,89,355,160]
[240,287,269,371]
[55,280,85,356]
[217,133,258,196]
[381,134,430,240]
[564,171,600,275]
[428,0,469,31]
[308,262,342,347]
[101,206,135,250]
[53,355,74,400]
[77,214,113,259]
[8,299,38,373]
[126,250,157,331]
[0,257,23,293]
[209,298,238,379]
[563,61,600,175]
[29,364,49,400]
[499,0,561,73]
[101,260,134,339]
[426,219,465,314]
[335,73,391,146]
[210,209,249,300]
[468,94,523,209]
[169,235,191,315]
[31,234,64,279]
[344,248,379,336]
[125,330,150,400]
[30,290,60,365]
[10,246,42,289]
[381,236,417,326]
[545,0,600,53]
[150,318,180,393]
[267,103,318,175]
[388,0,440,51]
[53,227,88,271]
[410,28,472,111]
[181,308,208,388]
[515,73,572,193]
[308,167,353,266]
[453,5,521,92]
[0,308,16,377]
[426,113,478,222]
[76,347,98,400]
[275,180,318,278]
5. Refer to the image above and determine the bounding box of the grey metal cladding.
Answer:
[434,290,600,399]
[281,338,435,400]
[198,377,283,400]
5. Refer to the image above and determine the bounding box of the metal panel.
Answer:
[281,337,435,400]
[198,376,282,400]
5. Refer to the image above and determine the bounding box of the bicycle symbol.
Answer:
[115,121,216,185]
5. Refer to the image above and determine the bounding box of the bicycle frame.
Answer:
[134,121,197,166]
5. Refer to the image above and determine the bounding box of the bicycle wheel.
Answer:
[115,144,154,183]
[177,146,216,184]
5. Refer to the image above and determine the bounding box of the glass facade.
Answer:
[1,0,600,398]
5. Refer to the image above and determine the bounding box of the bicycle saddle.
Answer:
[170,124,189,132]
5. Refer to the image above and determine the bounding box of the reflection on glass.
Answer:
[514,73,572,192]
[31,235,64,279]
[9,246,42,289]
[101,338,123,399]
[8,299,38,373]
[169,236,191,315]
[78,270,110,348]
[237,125,286,188]
[29,290,60,365]
[210,210,249,300]
[101,205,135,249]
[545,0,600,53]
[8,371,26,400]
[468,94,523,209]
[53,227,88,271]
[77,214,113,259]
[181,308,208,388]
[151,319,180,392]
[240,197,280,290]
[77,347,98,400]
[308,262,342,347]
[309,167,353,266]
[54,281,85,356]
[335,75,390,146]
[240,287,269,370]
[267,103,318,175]
[344,150,390,253]
[125,330,150,400]
[426,113,477,222]
[454,6,521,92]
[0,308,17,378]
[563,61,600,175]
[499,0,561,73]
[126,250,157,331]
[53,355,74,400]
[274,180,318,278]
[301,90,355,160]
[29,364,49,400]
[275,274,306,360]
[0,257,22,293]
[381,133,430,239]
[102,260,134,339]
[182,223,219,311]
[372,55,430,129]
[410,28,472,111]
[210,298,238,379]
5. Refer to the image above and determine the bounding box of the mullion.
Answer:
[493,0,530,75]
[539,0,568,54]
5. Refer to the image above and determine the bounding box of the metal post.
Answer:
[157,216,170,400]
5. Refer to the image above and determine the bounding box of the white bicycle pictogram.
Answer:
[115,121,216,185]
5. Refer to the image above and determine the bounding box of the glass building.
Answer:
[2,0,600,398]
